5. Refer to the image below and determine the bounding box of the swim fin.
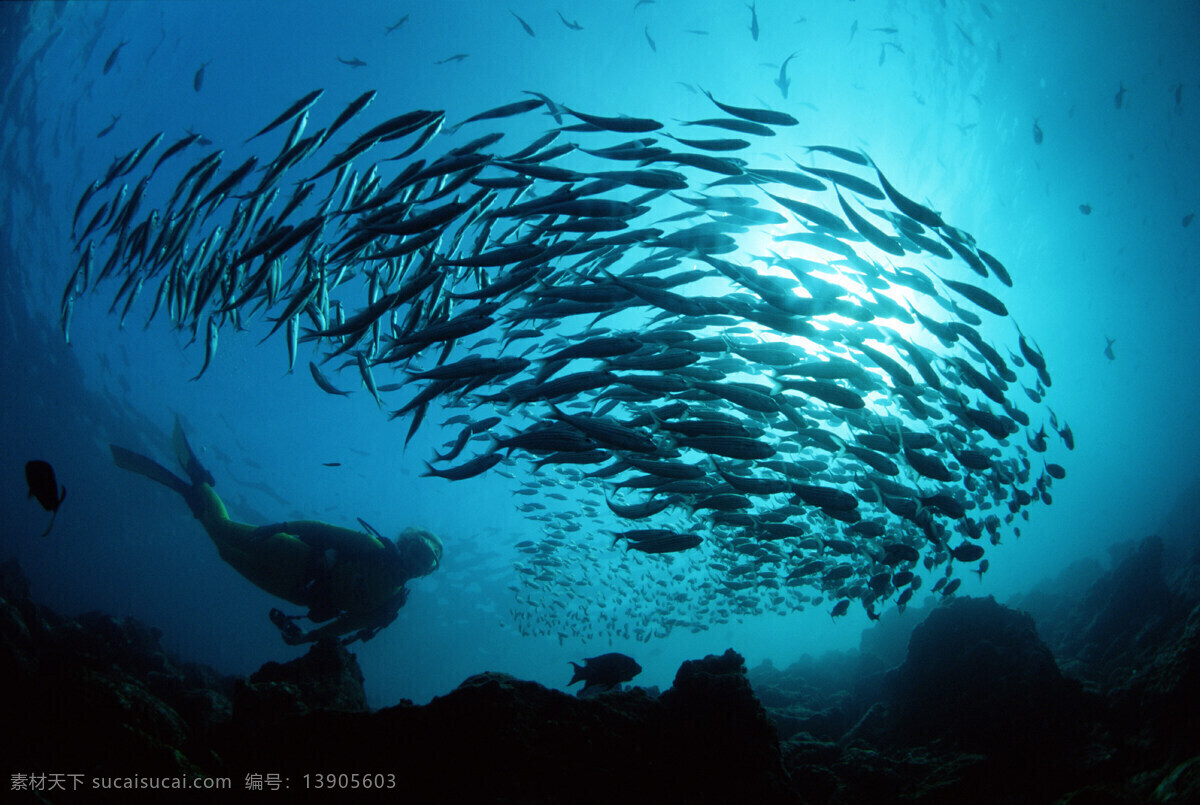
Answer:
[110,444,196,504]
[172,415,214,488]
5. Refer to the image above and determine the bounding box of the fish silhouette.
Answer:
[25,460,66,537]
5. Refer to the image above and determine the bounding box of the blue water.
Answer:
[1,0,1197,707]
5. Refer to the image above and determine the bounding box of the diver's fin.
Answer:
[110,444,193,499]
[172,415,214,487]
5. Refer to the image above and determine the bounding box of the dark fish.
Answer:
[452,98,542,131]
[1103,336,1115,361]
[435,54,470,64]
[627,534,702,553]
[421,452,504,480]
[1032,118,1043,144]
[309,361,352,395]
[700,89,798,126]
[1184,213,1195,228]
[644,26,656,52]
[511,10,536,37]
[941,277,1008,317]
[385,15,409,34]
[246,88,324,144]
[1079,203,1092,215]
[193,60,211,92]
[322,462,341,467]
[774,51,798,98]
[103,40,128,75]
[1114,82,1126,109]
[25,460,66,537]
[337,56,367,68]
[746,1,759,41]
[96,114,120,139]
[556,10,583,30]
[568,653,641,692]
[563,106,662,133]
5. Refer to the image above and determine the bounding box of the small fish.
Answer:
[25,460,67,537]
[1079,203,1092,215]
[1184,212,1195,228]
[322,462,342,467]
[1114,82,1126,109]
[193,60,211,92]
[103,40,128,75]
[191,317,218,381]
[1032,117,1043,144]
[747,1,759,41]
[1103,336,1115,361]
[385,14,409,34]
[96,114,120,139]
[556,10,583,30]
[700,88,798,126]
[954,21,975,46]
[246,88,324,143]
[774,51,798,99]
[337,56,367,68]
[644,26,656,52]
[435,53,470,64]
[309,361,352,395]
[568,653,642,692]
[511,10,535,37]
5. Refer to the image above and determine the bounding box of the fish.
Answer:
[1103,336,1115,361]
[774,51,799,99]
[246,88,324,144]
[555,10,583,30]
[700,89,798,126]
[421,452,504,480]
[69,87,1067,638]
[1032,118,1043,144]
[568,653,642,692]
[1114,82,1126,109]
[96,114,120,139]
[190,317,218,381]
[309,361,352,395]
[103,40,128,75]
[511,10,535,37]
[385,15,409,34]
[1079,203,1092,215]
[337,56,367,68]
[25,460,67,538]
[435,54,470,64]
[454,99,543,134]
[644,26,656,52]
[747,1,759,41]
[193,60,211,92]
[563,106,662,133]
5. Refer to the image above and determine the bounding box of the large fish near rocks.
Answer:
[67,87,1069,638]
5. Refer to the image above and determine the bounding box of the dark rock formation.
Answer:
[0,559,796,803]
[6,508,1200,805]
[880,596,1092,757]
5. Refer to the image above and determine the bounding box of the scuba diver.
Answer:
[109,417,442,646]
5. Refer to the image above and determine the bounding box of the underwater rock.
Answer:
[1110,600,1200,761]
[881,596,1091,756]
[249,639,367,712]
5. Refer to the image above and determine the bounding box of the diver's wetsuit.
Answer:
[111,428,424,644]
[189,483,410,637]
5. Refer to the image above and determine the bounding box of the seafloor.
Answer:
[4,482,1199,805]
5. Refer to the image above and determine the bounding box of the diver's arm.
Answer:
[277,587,408,645]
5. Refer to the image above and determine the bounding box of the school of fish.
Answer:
[64,87,1071,638]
